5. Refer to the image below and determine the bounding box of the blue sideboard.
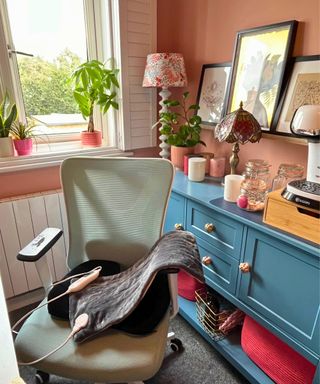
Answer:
[164,171,320,384]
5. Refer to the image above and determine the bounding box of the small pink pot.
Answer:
[13,138,33,156]
[81,131,102,147]
[170,146,195,170]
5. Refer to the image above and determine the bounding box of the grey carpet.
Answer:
[14,308,249,384]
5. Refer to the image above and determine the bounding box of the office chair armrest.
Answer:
[17,227,63,262]
[17,228,63,294]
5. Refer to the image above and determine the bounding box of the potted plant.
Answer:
[69,59,120,147]
[10,119,36,156]
[0,93,17,157]
[156,91,206,169]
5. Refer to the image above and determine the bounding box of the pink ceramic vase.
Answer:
[81,131,102,147]
[170,146,195,170]
[13,138,33,156]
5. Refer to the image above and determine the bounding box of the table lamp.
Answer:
[142,53,187,158]
[281,104,320,210]
[214,102,262,174]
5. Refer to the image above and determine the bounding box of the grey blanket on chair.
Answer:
[69,230,204,343]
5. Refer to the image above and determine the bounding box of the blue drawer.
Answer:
[186,200,244,259]
[197,237,239,295]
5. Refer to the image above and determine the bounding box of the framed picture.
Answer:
[226,20,297,130]
[196,63,231,126]
[274,54,320,135]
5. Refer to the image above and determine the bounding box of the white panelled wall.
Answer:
[0,191,68,300]
[119,0,157,150]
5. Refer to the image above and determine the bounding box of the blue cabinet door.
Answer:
[239,228,320,355]
[164,192,186,233]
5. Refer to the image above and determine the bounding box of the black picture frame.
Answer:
[226,20,298,131]
[271,54,320,137]
[196,62,231,126]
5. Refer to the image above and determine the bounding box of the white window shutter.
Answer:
[118,0,157,150]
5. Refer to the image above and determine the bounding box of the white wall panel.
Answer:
[12,199,41,290]
[119,0,157,150]
[0,202,28,295]
[0,191,69,299]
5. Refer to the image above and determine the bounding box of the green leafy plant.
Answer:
[10,119,36,140]
[157,91,206,147]
[69,59,120,132]
[0,93,17,138]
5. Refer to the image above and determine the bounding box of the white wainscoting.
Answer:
[0,190,68,300]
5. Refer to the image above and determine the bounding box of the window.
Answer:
[0,0,118,151]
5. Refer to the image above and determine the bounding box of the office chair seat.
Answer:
[15,300,170,382]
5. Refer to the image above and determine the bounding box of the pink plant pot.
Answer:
[170,146,195,170]
[13,138,33,156]
[81,131,102,147]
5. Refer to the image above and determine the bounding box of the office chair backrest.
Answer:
[61,157,174,270]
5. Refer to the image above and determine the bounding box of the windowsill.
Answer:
[0,142,132,173]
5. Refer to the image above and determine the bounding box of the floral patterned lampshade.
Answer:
[215,102,262,174]
[142,53,187,88]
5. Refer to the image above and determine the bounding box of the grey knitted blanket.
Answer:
[69,230,203,342]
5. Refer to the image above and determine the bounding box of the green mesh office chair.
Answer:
[15,157,180,384]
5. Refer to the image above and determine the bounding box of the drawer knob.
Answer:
[204,223,215,233]
[174,223,184,231]
[202,256,212,265]
[239,262,251,273]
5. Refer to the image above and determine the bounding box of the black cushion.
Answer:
[47,260,121,320]
[47,260,170,335]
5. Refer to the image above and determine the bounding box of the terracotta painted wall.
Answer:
[157,0,319,178]
[1,1,318,199]
[0,147,159,199]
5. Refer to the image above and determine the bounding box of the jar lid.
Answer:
[278,163,304,178]
[246,159,270,168]
[245,159,271,174]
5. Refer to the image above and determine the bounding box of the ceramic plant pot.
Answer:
[170,146,195,170]
[0,137,15,157]
[14,138,33,156]
[81,131,102,147]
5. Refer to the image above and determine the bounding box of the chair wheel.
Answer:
[35,370,50,384]
[170,338,183,352]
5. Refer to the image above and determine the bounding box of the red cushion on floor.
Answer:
[241,315,316,384]
[177,270,205,301]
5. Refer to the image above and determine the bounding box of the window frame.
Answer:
[0,0,122,157]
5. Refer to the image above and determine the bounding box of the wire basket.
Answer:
[195,288,241,341]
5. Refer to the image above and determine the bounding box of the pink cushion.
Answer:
[241,316,316,384]
[177,270,205,301]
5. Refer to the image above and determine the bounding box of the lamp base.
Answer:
[230,142,240,174]
[158,88,171,159]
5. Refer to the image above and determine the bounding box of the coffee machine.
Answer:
[281,105,320,211]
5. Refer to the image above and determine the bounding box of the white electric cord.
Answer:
[12,291,67,335]
[11,266,101,335]
[18,313,89,366]
[14,266,102,365]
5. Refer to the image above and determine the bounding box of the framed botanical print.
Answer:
[196,63,231,126]
[226,20,298,130]
[274,55,320,135]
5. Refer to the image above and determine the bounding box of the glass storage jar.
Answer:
[237,159,271,211]
[272,163,304,191]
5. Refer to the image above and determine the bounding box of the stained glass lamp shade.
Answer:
[215,102,262,174]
